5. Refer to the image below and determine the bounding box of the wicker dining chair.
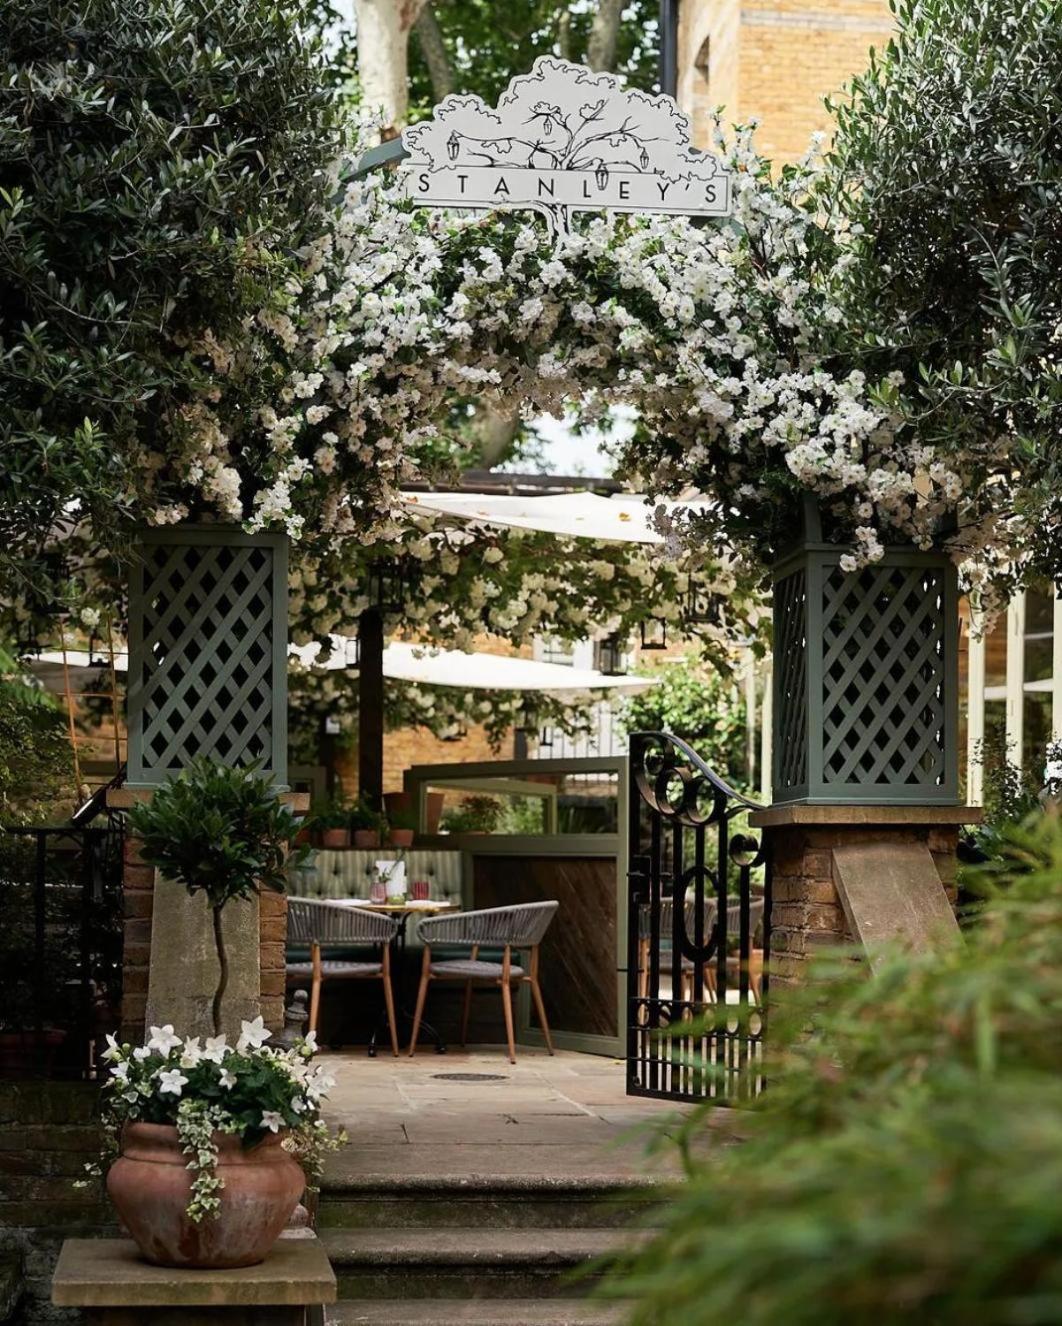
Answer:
[408,902,559,1064]
[286,898,401,1055]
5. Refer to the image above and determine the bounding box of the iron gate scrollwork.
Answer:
[626,732,771,1103]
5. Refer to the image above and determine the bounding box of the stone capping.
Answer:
[106,789,311,813]
[52,1238,336,1308]
[749,803,982,829]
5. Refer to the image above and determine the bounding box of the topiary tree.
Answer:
[127,760,307,1036]
[0,0,342,632]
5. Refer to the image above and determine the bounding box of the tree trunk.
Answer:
[587,0,625,72]
[414,2,455,101]
[355,0,429,136]
[211,904,229,1039]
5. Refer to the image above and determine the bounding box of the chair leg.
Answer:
[499,978,517,1065]
[528,948,553,1055]
[309,943,322,1034]
[529,980,554,1055]
[408,946,431,1057]
[460,982,473,1047]
[381,947,399,1058]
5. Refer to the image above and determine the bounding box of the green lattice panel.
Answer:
[772,544,958,805]
[127,528,288,787]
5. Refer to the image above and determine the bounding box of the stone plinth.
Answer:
[749,804,980,988]
[52,1236,335,1325]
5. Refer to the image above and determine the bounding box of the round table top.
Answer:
[332,898,459,915]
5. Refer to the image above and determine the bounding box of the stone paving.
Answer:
[320,1047,693,1183]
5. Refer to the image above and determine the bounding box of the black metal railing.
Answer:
[626,732,771,1103]
[0,819,124,1079]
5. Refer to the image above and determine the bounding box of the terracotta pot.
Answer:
[320,827,350,849]
[352,829,380,849]
[294,827,313,847]
[384,790,444,835]
[387,828,415,848]
[107,1123,304,1269]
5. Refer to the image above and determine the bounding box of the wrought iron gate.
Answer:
[626,732,771,1102]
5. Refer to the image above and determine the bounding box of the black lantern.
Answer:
[538,725,555,749]
[638,145,650,170]
[365,560,410,613]
[447,131,460,161]
[594,634,626,676]
[640,618,668,651]
[685,584,720,625]
[594,162,610,190]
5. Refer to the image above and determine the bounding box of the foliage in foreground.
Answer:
[605,811,1062,1324]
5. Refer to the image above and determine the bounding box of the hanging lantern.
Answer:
[365,560,410,614]
[594,162,609,190]
[640,618,667,651]
[595,634,626,676]
[685,584,720,625]
[538,725,555,749]
[344,636,360,668]
[639,146,650,170]
[447,131,460,161]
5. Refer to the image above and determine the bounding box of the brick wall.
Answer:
[0,1082,114,1324]
[678,0,894,164]
[335,721,507,800]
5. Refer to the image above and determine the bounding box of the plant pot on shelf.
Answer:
[771,502,959,806]
[384,790,444,835]
[353,829,380,849]
[387,828,415,848]
[320,827,350,849]
[106,1122,304,1269]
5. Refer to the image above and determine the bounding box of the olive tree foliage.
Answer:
[830,0,1062,604]
[0,0,343,637]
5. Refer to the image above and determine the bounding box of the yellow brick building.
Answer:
[677,0,895,162]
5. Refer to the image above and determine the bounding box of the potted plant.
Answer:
[439,794,503,835]
[97,1022,340,1268]
[349,797,383,849]
[386,806,416,848]
[309,796,350,849]
[107,760,319,1268]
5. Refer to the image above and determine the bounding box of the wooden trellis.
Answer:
[126,527,288,788]
[772,544,959,805]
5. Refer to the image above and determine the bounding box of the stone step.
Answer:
[328,1299,631,1325]
[321,1228,632,1301]
[318,1174,662,1231]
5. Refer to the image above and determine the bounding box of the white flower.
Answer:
[110,1061,130,1083]
[260,1111,284,1133]
[236,1016,271,1053]
[179,1037,203,1069]
[79,606,100,629]
[147,1025,181,1056]
[102,1034,123,1062]
[157,1069,188,1096]
[202,1035,228,1064]
[219,1068,237,1090]
[133,1046,152,1062]
[301,1031,318,1055]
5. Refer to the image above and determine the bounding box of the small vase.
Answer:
[320,828,350,849]
[107,1123,304,1269]
[353,829,380,849]
[388,828,415,848]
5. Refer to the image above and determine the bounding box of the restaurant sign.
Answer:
[400,57,732,237]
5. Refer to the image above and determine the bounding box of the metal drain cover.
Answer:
[432,1072,508,1082]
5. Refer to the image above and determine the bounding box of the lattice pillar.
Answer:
[772,543,959,805]
[126,526,289,788]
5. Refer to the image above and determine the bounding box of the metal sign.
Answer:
[400,56,731,236]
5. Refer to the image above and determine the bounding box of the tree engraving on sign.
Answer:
[400,56,731,236]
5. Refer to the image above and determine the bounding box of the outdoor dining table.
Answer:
[333,898,459,1055]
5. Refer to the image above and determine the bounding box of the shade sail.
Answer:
[401,490,706,545]
[291,638,657,694]
[35,642,657,695]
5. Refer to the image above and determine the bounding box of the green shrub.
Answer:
[0,0,341,624]
[604,810,1062,1324]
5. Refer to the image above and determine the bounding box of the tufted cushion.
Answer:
[429,959,524,981]
[285,960,382,979]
